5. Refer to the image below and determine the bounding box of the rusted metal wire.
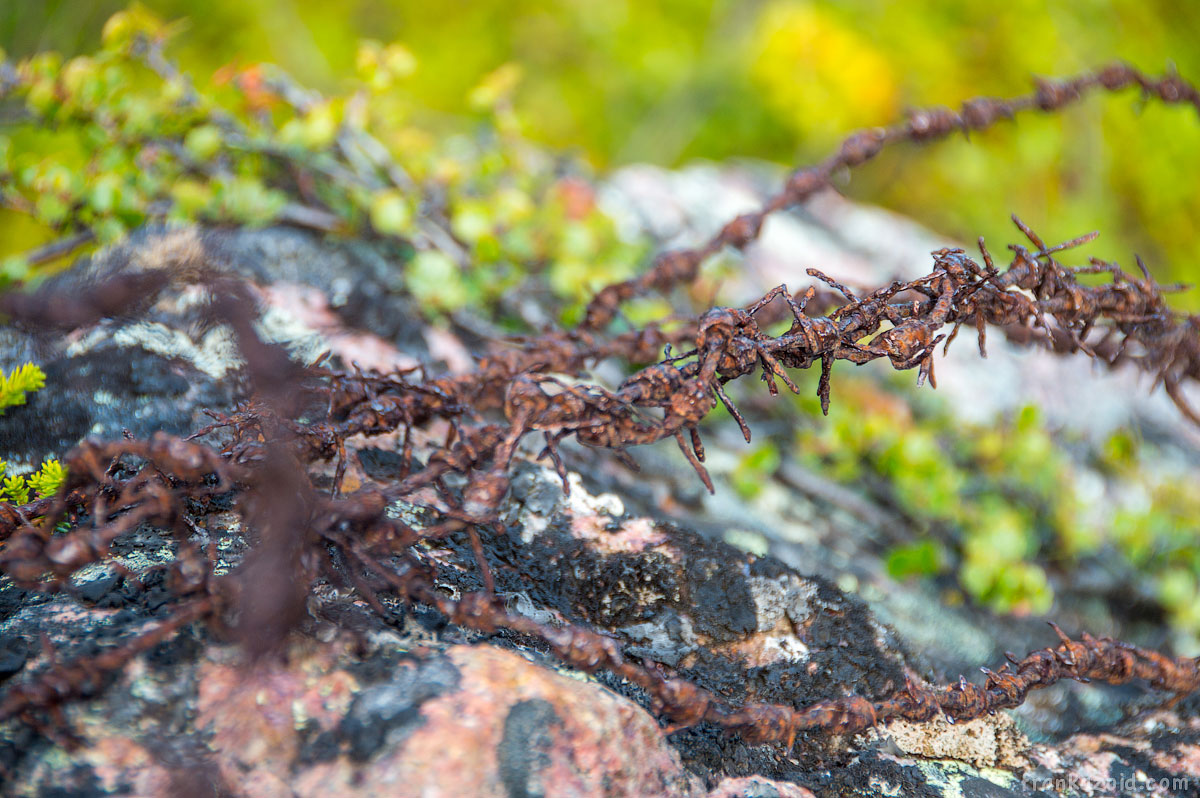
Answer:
[580,61,1200,331]
[423,589,1200,744]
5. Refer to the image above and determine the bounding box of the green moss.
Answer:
[405,250,468,311]
[26,459,67,498]
[0,363,46,413]
[0,458,67,504]
[0,363,68,506]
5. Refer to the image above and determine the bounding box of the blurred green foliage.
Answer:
[1103,440,1200,641]
[793,375,1061,617]
[790,368,1200,646]
[4,0,1197,304]
[885,539,944,582]
[731,441,782,500]
[0,5,639,316]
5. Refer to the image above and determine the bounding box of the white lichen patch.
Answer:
[516,512,551,543]
[746,577,787,631]
[124,660,165,704]
[733,634,809,667]
[503,464,636,547]
[385,499,428,528]
[67,321,241,379]
[874,759,1020,798]
[253,303,327,365]
[66,294,325,380]
[704,576,816,667]
[564,472,624,518]
[620,613,698,667]
[90,389,120,406]
[783,581,820,626]
[866,775,905,797]
[501,591,562,626]
[502,464,563,543]
[880,712,1030,771]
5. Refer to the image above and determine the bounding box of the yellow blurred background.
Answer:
[3,0,1200,304]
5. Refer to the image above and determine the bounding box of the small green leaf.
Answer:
[405,250,467,311]
[886,540,944,580]
[89,173,122,214]
[184,125,223,162]
[94,217,128,245]
[369,190,413,236]
[1,256,31,284]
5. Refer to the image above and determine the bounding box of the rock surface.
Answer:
[1,164,1199,797]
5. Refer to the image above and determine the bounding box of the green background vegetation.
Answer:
[5,0,1199,305]
[717,361,1200,651]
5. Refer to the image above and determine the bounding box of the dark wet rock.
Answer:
[685,549,759,642]
[497,699,563,798]
[356,446,408,481]
[340,656,460,762]
[75,571,121,605]
[620,609,698,666]
[0,636,28,681]
[958,777,1024,797]
[0,225,429,468]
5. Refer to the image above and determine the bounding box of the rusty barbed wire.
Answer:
[403,587,1200,745]
[579,60,1200,331]
[0,63,1198,754]
[299,215,1199,510]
